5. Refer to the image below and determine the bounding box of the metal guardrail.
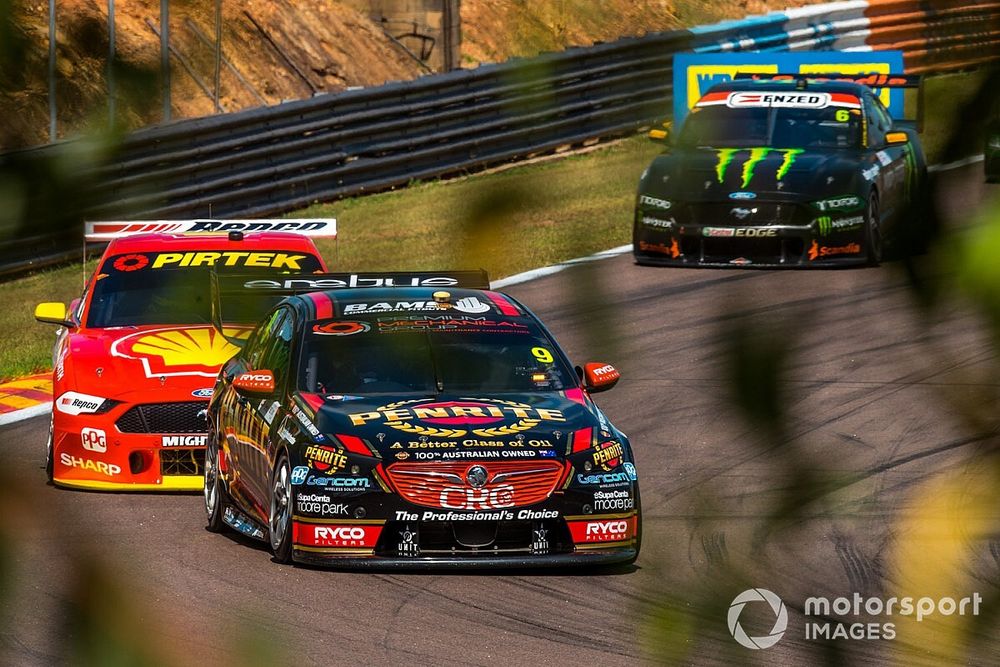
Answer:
[1,0,998,278]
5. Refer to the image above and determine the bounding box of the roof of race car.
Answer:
[289,287,525,321]
[102,231,323,255]
[704,79,871,96]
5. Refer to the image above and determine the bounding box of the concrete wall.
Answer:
[342,0,461,71]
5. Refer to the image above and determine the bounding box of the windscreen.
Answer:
[87,250,323,327]
[679,98,863,149]
[299,316,577,394]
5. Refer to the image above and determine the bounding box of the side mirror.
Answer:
[885,131,909,146]
[583,362,620,393]
[648,126,671,144]
[35,302,74,327]
[233,370,275,395]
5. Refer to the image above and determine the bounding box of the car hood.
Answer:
[62,324,248,399]
[306,392,608,460]
[646,146,861,200]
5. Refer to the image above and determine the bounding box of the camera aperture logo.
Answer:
[728,588,983,648]
[728,588,788,649]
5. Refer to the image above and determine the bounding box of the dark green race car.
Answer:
[633,77,928,267]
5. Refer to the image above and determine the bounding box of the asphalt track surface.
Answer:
[2,164,998,666]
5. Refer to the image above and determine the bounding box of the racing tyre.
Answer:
[269,453,294,564]
[44,413,54,483]
[630,485,643,564]
[865,193,882,266]
[204,435,228,533]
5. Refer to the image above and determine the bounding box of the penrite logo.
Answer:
[728,588,788,649]
[592,441,624,472]
[348,398,565,439]
[716,148,804,188]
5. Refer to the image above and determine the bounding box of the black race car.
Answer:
[634,76,927,267]
[203,271,639,568]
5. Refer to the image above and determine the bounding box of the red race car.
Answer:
[34,219,335,491]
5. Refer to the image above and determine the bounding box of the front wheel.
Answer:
[44,412,54,483]
[269,454,294,563]
[865,194,883,266]
[204,435,227,533]
[630,485,642,564]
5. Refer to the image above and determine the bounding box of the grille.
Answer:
[160,448,205,476]
[116,402,207,434]
[689,202,804,226]
[703,237,804,263]
[385,460,565,509]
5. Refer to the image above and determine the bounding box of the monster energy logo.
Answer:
[816,215,864,236]
[715,148,804,188]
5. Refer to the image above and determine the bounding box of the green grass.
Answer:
[0,71,983,382]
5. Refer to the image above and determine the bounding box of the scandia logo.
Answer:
[728,588,788,649]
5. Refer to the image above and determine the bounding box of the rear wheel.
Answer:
[204,434,227,533]
[269,454,294,563]
[865,194,883,266]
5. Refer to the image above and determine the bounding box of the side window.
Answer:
[865,96,886,147]
[873,96,893,131]
[247,309,286,371]
[258,311,295,390]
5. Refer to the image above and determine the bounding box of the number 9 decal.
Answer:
[532,347,554,364]
[835,109,850,122]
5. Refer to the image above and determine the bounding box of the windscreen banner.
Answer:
[673,51,906,127]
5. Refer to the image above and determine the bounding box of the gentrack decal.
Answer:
[349,398,565,438]
[111,326,251,378]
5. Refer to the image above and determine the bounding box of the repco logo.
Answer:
[440,485,515,510]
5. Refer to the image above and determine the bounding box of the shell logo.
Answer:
[111,326,251,378]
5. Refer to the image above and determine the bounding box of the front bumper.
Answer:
[291,549,637,569]
[51,399,207,491]
[633,215,867,268]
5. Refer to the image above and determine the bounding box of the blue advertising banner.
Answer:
[673,51,906,127]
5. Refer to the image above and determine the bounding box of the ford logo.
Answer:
[192,388,214,398]
[729,191,757,200]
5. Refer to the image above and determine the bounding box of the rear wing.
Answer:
[84,218,337,242]
[734,72,923,130]
[210,270,491,346]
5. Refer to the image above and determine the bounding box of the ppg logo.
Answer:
[290,466,309,485]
